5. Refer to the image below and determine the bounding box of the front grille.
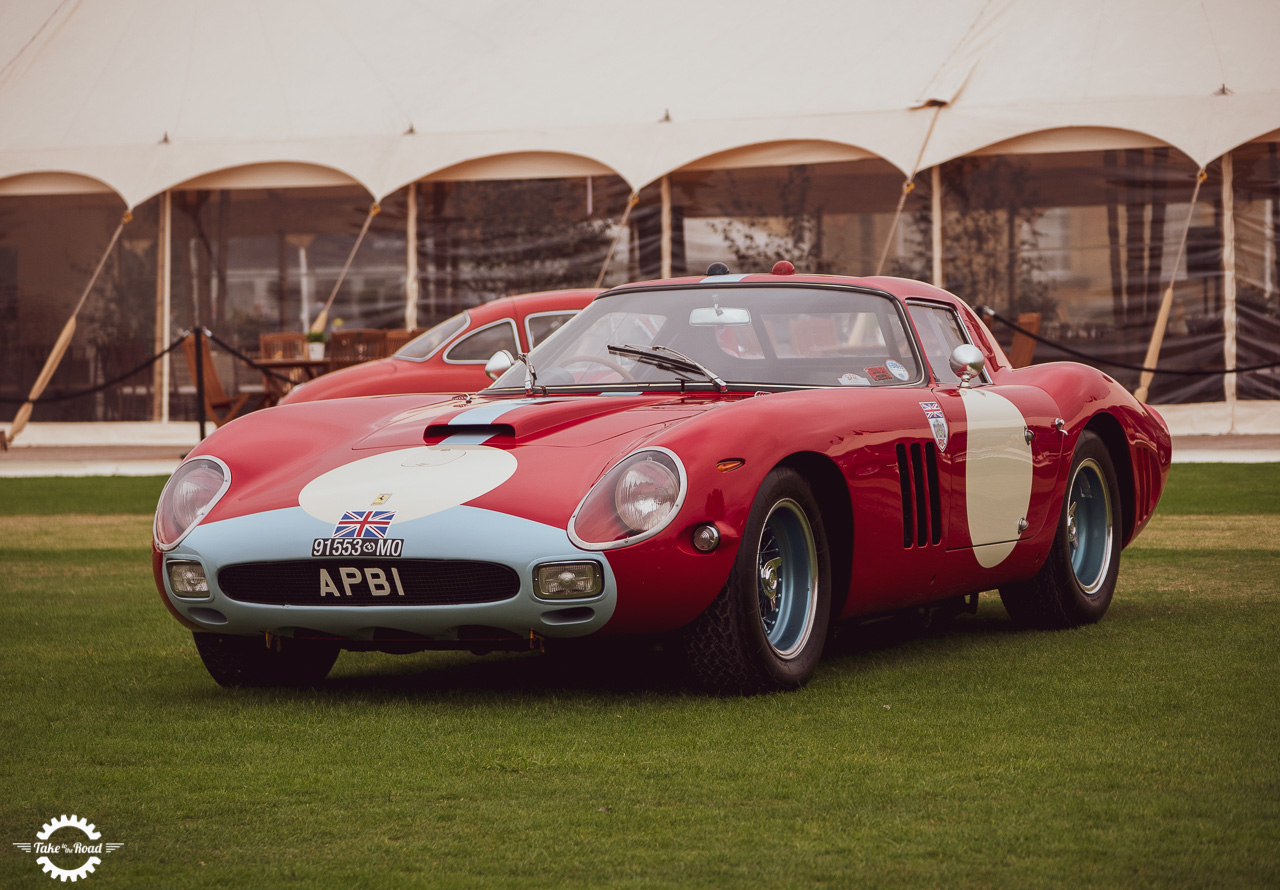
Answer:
[218,559,520,606]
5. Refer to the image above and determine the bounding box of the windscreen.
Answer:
[395,311,469,360]
[490,285,923,391]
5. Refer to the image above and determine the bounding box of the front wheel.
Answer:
[999,430,1122,628]
[193,632,339,688]
[684,467,832,694]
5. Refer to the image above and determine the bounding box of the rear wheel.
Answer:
[193,632,339,688]
[685,467,831,694]
[999,430,1121,628]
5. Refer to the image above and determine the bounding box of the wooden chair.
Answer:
[383,329,422,355]
[181,332,269,426]
[328,329,388,370]
[258,331,310,402]
[1008,312,1042,369]
[259,331,309,360]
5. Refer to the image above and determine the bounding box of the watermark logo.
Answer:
[12,814,123,882]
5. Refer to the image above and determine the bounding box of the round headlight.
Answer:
[569,448,686,550]
[154,457,230,550]
[615,458,680,532]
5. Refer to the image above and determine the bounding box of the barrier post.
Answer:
[194,328,207,441]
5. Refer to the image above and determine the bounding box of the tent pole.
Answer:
[876,103,944,276]
[2,209,131,449]
[1221,152,1237,428]
[931,166,943,286]
[595,193,638,288]
[405,184,419,331]
[311,201,380,334]
[154,191,171,423]
[1134,168,1208,403]
[660,176,672,279]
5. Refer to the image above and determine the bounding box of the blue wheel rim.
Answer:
[755,499,819,659]
[1066,458,1113,594]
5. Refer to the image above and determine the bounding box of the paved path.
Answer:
[1,434,1276,478]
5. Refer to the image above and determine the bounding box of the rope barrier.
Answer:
[5,311,1271,415]
[200,329,295,384]
[978,306,1280,376]
[0,328,297,407]
[0,335,186,405]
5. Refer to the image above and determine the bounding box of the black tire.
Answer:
[193,632,339,688]
[999,430,1122,629]
[684,466,832,694]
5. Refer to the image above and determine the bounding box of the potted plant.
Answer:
[306,331,326,360]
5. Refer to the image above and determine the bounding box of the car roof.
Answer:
[601,271,968,311]
[466,288,601,321]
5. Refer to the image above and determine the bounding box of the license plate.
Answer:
[319,565,407,599]
[312,538,404,558]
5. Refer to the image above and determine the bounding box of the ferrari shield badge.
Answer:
[919,401,948,452]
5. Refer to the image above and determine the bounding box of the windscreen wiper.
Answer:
[608,344,727,392]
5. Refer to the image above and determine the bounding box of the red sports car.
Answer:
[279,289,599,403]
[153,264,1171,694]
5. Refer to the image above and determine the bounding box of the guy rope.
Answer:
[2,210,131,450]
[310,201,381,334]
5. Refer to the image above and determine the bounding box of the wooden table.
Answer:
[257,357,332,379]
[256,356,333,403]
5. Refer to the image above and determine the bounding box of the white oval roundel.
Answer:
[960,389,1032,568]
[299,445,517,525]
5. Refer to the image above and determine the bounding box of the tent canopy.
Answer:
[2,0,1278,207]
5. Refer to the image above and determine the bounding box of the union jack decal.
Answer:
[332,510,396,539]
[920,401,944,419]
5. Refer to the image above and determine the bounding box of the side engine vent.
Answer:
[896,442,942,548]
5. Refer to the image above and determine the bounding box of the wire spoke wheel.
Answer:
[684,467,831,694]
[755,499,819,659]
[1066,458,1114,595]
[998,430,1122,629]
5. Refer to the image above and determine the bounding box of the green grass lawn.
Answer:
[1,466,1277,888]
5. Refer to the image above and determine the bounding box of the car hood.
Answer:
[194,391,732,526]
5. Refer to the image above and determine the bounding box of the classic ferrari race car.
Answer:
[153,264,1171,694]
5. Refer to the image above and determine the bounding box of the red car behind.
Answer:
[280,289,599,403]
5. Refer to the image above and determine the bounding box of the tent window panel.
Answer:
[940,151,1226,405]
[1229,141,1280,401]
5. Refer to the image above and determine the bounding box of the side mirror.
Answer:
[484,350,515,381]
[949,344,985,388]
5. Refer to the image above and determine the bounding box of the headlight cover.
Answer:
[568,448,686,550]
[154,457,231,550]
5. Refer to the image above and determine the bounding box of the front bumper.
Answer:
[159,505,617,641]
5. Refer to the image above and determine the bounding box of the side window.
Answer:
[526,312,576,348]
[908,303,972,385]
[444,320,519,363]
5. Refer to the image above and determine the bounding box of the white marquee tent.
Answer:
[2,0,1279,440]
[3,0,1278,205]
